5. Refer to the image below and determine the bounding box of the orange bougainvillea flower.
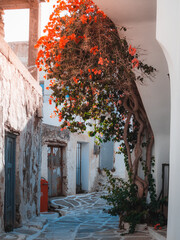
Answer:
[90,46,99,55]
[59,36,69,49]
[98,57,103,65]
[68,33,76,41]
[60,127,66,131]
[80,14,88,24]
[86,7,95,14]
[97,9,106,18]
[49,99,52,105]
[73,77,79,84]
[129,45,136,56]
[132,58,139,68]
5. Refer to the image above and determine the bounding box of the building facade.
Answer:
[0,0,43,232]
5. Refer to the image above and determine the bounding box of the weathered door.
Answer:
[48,146,63,197]
[4,133,16,232]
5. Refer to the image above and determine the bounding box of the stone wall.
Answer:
[0,37,42,231]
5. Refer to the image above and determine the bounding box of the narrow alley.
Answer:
[0,192,157,240]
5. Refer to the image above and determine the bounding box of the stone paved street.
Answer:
[0,192,157,240]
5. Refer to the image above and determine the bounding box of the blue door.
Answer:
[4,133,16,232]
[76,143,82,193]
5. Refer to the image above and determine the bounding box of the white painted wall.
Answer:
[156,1,180,239]
[114,142,126,179]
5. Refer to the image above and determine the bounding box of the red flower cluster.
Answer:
[129,45,136,56]
[154,223,162,230]
[132,58,139,68]
[90,46,99,55]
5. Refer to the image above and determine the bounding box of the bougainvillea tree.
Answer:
[35,0,156,198]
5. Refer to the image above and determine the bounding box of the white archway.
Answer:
[156,1,180,239]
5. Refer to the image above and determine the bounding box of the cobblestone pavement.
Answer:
[0,192,157,240]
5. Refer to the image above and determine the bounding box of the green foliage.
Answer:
[102,165,167,233]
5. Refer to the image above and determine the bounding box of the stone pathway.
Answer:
[0,192,157,240]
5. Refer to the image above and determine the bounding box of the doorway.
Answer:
[48,146,63,197]
[4,133,16,232]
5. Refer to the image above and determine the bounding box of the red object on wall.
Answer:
[40,178,48,212]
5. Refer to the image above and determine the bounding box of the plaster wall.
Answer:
[114,142,126,179]
[156,1,180,239]
[0,38,42,231]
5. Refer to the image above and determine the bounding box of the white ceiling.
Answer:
[93,0,156,24]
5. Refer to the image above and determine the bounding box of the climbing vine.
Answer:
[35,0,156,198]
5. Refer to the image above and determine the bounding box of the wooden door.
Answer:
[48,146,63,197]
[4,133,16,232]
